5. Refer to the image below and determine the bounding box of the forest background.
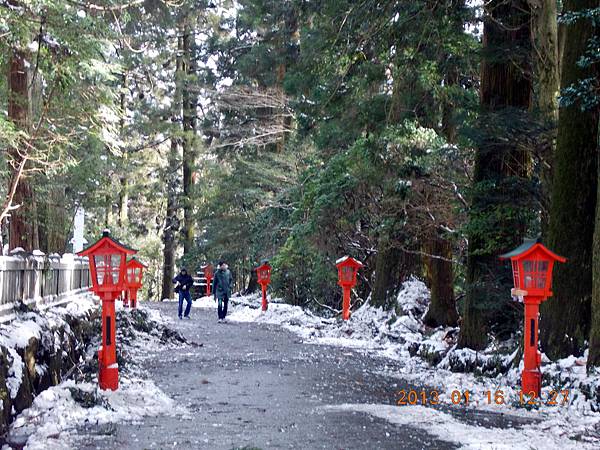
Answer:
[2,0,600,369]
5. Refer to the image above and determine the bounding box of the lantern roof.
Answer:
[78,229,137,257]
[499,238,566,263]
[257,261,271,269]
[126,257,147,269]
[336,255,364,268]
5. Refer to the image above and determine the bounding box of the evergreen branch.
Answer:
[65,0,145,12]
[0,156,28,232]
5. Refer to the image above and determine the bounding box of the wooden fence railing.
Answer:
[0,251,92,323]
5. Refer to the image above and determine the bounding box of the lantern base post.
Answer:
[99,363,119,391]
[99,297,118,390]
[521,369,541,398]
[130,289,137,308]
[522,296,543,398]
[206,280,211,297]
[261,285,268,311]
[342,288,350,321]
[97,346,119,390]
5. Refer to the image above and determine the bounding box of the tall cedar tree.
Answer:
[182,19,198,259]
[422,0,465,327]
[7,49,38,252]
[370,18,423,309]
[542,0,599,360]
[529,0,560,232]
[592,168,600,367]
[458,0,532,350]
[118,73,129,228]
[423,237,459,327]
[161,32,185,301]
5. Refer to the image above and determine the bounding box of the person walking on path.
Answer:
[213,261,233,323]
[173,268,194,319]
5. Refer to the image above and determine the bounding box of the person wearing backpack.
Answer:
[212,261,233,323]
[173,268,194,319]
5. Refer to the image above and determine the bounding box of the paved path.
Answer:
[78,302,528,450]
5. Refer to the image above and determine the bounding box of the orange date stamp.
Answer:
[395,389,570,406]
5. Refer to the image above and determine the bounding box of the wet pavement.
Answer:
[76,302,531,450]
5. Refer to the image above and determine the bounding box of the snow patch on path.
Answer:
[192,295,218,309]
[226,278,434,351]
[224,280,600,446]
[10,377,184,449]
[323,403,600,450]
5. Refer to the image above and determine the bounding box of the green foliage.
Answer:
[0,0,124,254]
[193,0,479,309]
[271,234,339,307]
[0,0,559,331]
[464,177,538,257]
[558,7,600,111]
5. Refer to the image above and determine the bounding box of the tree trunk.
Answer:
[118,73,129,228]
[275,63,288,153]
[161,32,185,301]
[425,0,463,327]
[542,0,599,360]
[388,60,418,124]
[38,186,68,253]
[529,0,560,234]
[375,11,435,308]
[274,8,298,152]
[423,237,459,327]
[245,268,259,295]
[441,65,458,144]
[530,0,560,120]
[590,166,600,368]
[440,0,464,143]
[7,49,37,252]
[104,194,113,228]
[118,174,129,228]
[458,0,532,350]
[371,244,400,310]
[182,23,197,258]
[160,138,179,301]
[10,180,37,252]
[371,240,420,310]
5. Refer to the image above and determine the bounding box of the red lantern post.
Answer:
[78,230,136,391]
[500,239,566,398]
[203,264,214,297]
[125,258,147,308]
[256,262,272,311]
[336,256,363,321]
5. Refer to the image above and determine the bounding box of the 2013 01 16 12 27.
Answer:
[395,389,570,406]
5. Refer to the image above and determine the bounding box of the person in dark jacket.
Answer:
[212,261,233,323]
[173,268,194,319]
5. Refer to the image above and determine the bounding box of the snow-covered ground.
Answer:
[2,302,189,449]
[323,403,598,450]
[9,377,182,450]
[6,283,600,449]
[191,280,600,448]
